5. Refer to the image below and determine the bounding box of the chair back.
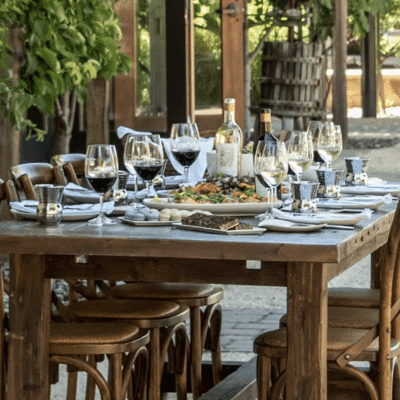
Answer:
[10,163,67,200]
[334,202,400,400]
[51,154,87,187]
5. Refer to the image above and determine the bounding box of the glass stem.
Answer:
[134,175,138,202]
[184,167,189,183]
[99,195,104,218]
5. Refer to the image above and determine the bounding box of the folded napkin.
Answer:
[10,200,114,216]
[116,126,152,140]
[340,184,400,196]
[162,137,214,185]
[257,208,372,227]
[126,175,185,191]
[317,194,392,210]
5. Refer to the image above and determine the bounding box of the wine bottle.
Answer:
[253,109,281,198]
[215,98,243,177]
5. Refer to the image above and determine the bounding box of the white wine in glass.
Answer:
[317,122,343,168]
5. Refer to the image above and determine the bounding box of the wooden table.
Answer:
[0,204,395,400]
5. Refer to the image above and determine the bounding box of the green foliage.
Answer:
[0,0,131,139]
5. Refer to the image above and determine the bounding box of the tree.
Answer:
[0,0,131,156]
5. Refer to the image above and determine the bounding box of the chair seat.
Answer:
[280,306,379,330]
[67,299,190,329]
[328,288,380,308]
[110,283,224,306]
[50,322,141,344]
[254,327,400,362]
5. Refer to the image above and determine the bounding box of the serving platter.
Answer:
[143,197,281,216]
[172,223,266,235]
[119,217,176,226]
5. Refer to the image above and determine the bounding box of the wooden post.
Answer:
[361,13,377,118]
[86,78,110,146]
[333,0,348,141]
[166,0,194,132]
[221,0,245,131]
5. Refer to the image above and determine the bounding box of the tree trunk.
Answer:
[51,91,77,156]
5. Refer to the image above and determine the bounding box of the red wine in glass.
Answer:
[86,176,117,194]
[171,150,200,167]
[134,164,163,181]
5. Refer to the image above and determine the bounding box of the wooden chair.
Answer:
[254,202,400,400]
[51,153,87,187]
[10,162,67,200]
[0,181,150,400]
[56,155,225,398]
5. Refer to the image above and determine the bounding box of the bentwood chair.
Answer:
[51,153,87,187]
[0,180,150,400]
[57,155,225,399]
[254,202,400,400]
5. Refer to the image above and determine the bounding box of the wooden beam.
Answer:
[361,13,377,118]
[333,0,348,140]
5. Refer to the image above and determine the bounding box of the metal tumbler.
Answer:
[36,184,65,226]
[316,169,343,199]
[291,181,320,213]
[344,157,369,186]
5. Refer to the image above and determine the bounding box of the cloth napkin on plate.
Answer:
[317,194,392,210]
[116,126,152,140]
[257,208,372,227]
[10,200,115,216]
[340,184,400,196]
[161,137,214,185]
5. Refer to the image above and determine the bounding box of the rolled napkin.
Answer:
[161,137,214,185]
[317,194,392,210]
[10,200,114,216]
[257,208,372,227]
[126,175,185,191]
[116,126,152,140]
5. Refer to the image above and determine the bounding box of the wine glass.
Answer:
[150,134,167,191]
[170,123,201,185]
[286,130,313,182]
[317,122,343,168]
[307,120,324,165]
[124,134,164,198]
[85,144,118,226]
[254,140,288,203]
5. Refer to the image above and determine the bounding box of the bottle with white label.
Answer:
[215,98,243,177]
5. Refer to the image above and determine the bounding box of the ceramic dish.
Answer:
[119,217,176,226]
[172,223,266,235]
[143,198,281,216]
[258,219,326,232]
[10,209,100,222]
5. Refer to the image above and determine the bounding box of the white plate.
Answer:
[11,209,99,222]
[119,217,175,226]
[258,219,326,232]
[143,198,281,216]
[172,223,266,235]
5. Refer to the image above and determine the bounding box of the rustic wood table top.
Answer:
[0,203,396,400]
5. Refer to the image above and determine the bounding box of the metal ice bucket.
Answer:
[291,181,320,213]
[344,157,369,186]
[36,184,65,226]
[316,169,343,199]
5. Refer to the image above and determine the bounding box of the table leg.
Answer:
[286,262,328,400]
[7,254,51,400]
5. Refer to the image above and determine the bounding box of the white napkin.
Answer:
[257,208,372,227]
[340,184,400,196]
[126,175,185,190]
[10,200,114,216]
[116,126,152,140]
[161,137,214,184]
[317,194,392,210]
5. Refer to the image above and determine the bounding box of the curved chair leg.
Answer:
[201,304,223,386]
[160,322,188,400]
[190,306,203,399]
[50,354,111,400]
[149,328,162,400]
[122,346,148,400]
[85,355,97,400]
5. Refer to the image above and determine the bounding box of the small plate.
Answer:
[172,223,266,235]
[119,217,176,226]
[11,209,99,222]
[259,219,326,232]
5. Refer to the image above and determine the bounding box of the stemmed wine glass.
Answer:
[124,134,164,198]
[85,144,118,226]
[170,123,201,185]
[286,130,314,182]
[150,134,167,190]
[254,140,288,203]
[317,122,343,168]
[306,121,323,165]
